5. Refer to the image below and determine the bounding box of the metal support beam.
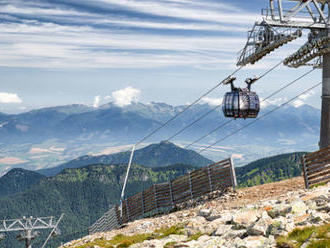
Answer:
[120,145,135,217]
[320,51,330,148]
[278,0,283,21]
[188,172,193,199]
[0,215,63,248]
[207,165,213,192]
[229,157,237,191]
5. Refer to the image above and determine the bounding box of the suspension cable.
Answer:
[135,65,244,146]
[184,67,316,149]
[165,59,285,143]
[198,81,321,154]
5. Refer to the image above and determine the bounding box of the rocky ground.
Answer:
[60,177,330,248]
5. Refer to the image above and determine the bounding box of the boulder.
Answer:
[232,210,259,229]
[291,200,308,216]
[198,209,212,218]
[214,224,233,236]
[267,204,292,218]
[248,212,273,236]
[241,235,269,248]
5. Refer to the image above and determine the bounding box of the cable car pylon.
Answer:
[238,0,330,149]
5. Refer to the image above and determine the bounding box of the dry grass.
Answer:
[74,224,184,248]
[276,223,330,248]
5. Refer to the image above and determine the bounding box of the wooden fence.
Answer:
[301,145,330,188]
[89,157,237,234]
[89,206,120,234]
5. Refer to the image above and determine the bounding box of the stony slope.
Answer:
[60,177,330,248]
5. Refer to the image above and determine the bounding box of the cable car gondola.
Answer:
[222,77,260,119]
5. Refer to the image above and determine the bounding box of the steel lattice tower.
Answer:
[237,0,330,148]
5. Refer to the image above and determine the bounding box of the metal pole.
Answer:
[120,145,135,217]
[229,156,237,191]
[320,20,330,149]
[41,214,64,248]
[25,230,32,248]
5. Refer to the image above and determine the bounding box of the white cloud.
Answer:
[292,91,315,107]
[0,92,22,103]
[260,97,287,108]
[93,95,101,108]
[202,97,223,106]
[112,87,141,107]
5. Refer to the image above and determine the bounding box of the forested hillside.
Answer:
[0,151,307,247]
[0,163,195,247]
[236,152,305,187]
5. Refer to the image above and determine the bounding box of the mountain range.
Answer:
[0,150,305,247]
[0,101,320,174]
[38,141,213,176]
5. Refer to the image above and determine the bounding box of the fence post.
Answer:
[188,172,194,199]
[301,155,309,189]
[153,184,158,212]
[207,164,213,192]
[229,157,237,191]
[125,199,130,222]
[141,191,145,216]
[169,180,174,207]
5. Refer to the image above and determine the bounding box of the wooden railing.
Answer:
[89,157,237,234]
[301,146,330,188]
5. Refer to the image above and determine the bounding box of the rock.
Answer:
[267,218,286,237]
[223,229,247,240]
[291,200,308,216]
[294,213,310,226]
[185,216,209,235]
[198,209,212,218]
[214,224,233,236]
[267,204,292,218]
[232,210,259,228]
[308,211,329,224]
[248,212,273,236]
[316,203,330,213]
[311,195,329,207]
[241,235,269,248]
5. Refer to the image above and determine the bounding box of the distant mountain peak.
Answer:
[38,141,213,176]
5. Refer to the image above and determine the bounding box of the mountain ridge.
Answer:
[37,141,213,176]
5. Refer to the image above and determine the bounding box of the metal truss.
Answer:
[284,30,330,67]
[237,22,302,66]
[238,0,330,68]
[0,215,63,248]
[263,0,330,29]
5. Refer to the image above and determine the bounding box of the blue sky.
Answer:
[0,0,323,113]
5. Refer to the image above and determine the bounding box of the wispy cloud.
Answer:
[0,0,263,69]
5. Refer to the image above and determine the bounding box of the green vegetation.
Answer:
[39,141,212,176]
[0,151,311,247]
[74,224,183,248]
[236,152,306,187]
[0,168,45,198]
[188,232,203,241]
[276,223,330,248]
[0,164,191,247]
